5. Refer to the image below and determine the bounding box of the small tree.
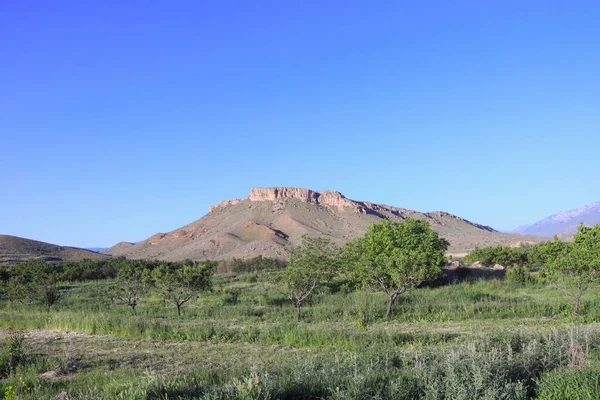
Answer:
[345,218,449,319]
[110,263,150,313]
[2,262,49,306]
[276,235,340,320]
[1,267,61,309]
[152,261,216,316]
[5,275,36,306]
[543,224,600,315]
[35,278,62,309]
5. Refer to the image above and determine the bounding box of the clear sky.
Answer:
[1,1,599,247]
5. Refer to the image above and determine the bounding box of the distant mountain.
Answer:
[102,242,135,255]
[514,201,600,237]
[86,247,108,253]
[0,235,110,264]
[105,187,541,261]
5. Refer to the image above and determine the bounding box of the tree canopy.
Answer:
[278,234,340,319]
[152,260,216,316]
[543,224,600,315]
[345,218,449,318]
[463,239,572,271]
[110,262,151,312]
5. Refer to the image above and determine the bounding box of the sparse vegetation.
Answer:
[1,222,600,399]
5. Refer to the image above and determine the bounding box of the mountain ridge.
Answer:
[0,234,110,264]
[514,201,600,237]
[105,187,540,261]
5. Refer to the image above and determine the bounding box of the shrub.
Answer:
[238,273,258,283]
[221,287,242,305]
[0,329,26,378]
[222,256,284,274]
[464,246,528,268]
[505,265,535,286]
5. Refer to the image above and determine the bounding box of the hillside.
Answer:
[105,187,540,261]
[515,201,600,237]
[0,235,109,264]
[101,241,135,255]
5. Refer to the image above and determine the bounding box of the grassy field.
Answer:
[2,272,600,399]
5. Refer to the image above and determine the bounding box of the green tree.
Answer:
[278,235,340,320]
[0,265,61,309]
[345,218,449,319]
[543,224,600,315]
[463,245,528,268]
[110,263,150,313]
[152,260,216,316]
[538,236,571,264]
[35,277,61,309]
[505,264,534,286]
[4,275,35,305]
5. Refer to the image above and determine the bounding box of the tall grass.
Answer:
[2,276,600,398]
[536,367,600,399]
[4,327,599,399]
[2,279,598,344]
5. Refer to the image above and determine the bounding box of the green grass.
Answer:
[2,275,600,398]
[536,367,600,399]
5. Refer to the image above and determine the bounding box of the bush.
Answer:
[464,246,528,268]
[506,265,536,286]
[0,329,26,378]
[237,273,259,283]
[221,287,242,305]
[219,256,284,274]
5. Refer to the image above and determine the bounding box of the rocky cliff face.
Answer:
[210,187,368,213]
[248,187,320,203]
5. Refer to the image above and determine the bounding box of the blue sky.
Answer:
[1,1,599,247]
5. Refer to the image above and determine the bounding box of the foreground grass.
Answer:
[2,276,600,399]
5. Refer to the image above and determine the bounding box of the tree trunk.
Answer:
[296,301,302,320]
[177,303,182,317]
[386,295,396,319]
[575,296,581,316]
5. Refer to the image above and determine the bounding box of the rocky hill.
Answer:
[0,234,110,264]
[515,201,600,237]
[105,187,540,261]
[101,241,135,255]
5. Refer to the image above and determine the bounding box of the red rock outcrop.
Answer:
[248,187,320,203]
[246,187,365,212]
[148,233,167,245]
